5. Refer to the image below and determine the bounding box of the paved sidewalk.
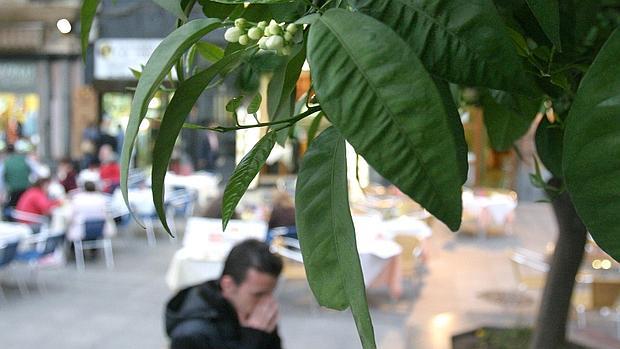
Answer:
[1,202,618,348]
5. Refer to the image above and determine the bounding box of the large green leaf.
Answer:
[295,127,376,349]
[80,0,101,60]
[153,0,188,21]
[535,117,563,178]
[222,131,277,230]
[151,49,249,235]
[434,78,469,184]
[122,18,222,217]
[481,90,540,151]
[525,0,561,50]
[351,0,535,95]
[308,9,463,230]
[268,42,306,144]
[563,29,620,261]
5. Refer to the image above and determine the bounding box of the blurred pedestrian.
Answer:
[2,143,31,208]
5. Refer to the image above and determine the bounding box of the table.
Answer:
[353,214,431,299]
[0,221,32,244]
[461,187,518,237]
[166,217,267,291]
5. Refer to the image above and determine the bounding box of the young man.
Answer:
[165,239,283,349]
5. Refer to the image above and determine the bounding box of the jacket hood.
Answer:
[165,281,222,336]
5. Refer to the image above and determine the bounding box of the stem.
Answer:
[174,0,197,83]
[530,178,588,349]
[184,105,321,132]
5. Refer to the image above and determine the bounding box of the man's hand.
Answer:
[240,296,278,333]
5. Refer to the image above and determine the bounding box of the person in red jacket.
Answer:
[98,144,120,193]
[15,177,61,222]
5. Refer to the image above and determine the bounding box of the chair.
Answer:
[271,236,306,280]
[393,234,423,280]
[164,189,197,236]
[509,248,593,327]
[7,209,49,235]
[266,226,297,245]
[510,248,549,291]
[0,240,23,300]
[14,230,65,293]
[74,219,114,271]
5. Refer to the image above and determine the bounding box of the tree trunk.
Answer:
[530,179,588,349]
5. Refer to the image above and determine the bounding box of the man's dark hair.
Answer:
[221,239,282,284]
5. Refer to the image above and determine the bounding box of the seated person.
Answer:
[165,239,283,349]
[203,194,239,220]
[15,176,61,224]
[265,190,297,244]
[57,157,78,193]
[98,144,120,193]
[67,181,116,242]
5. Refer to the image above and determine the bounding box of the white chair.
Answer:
[74,219,114,271]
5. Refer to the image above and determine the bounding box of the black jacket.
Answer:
[165,280,282,349]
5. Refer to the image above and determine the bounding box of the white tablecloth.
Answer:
[166,217,267,291]
[166,215,432,292]
[164,172,219,209]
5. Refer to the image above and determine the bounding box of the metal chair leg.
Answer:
[103,239,114,269]
[145,220,156,246]
[74,240,85,272]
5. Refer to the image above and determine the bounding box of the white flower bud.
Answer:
[234,18,247,29]
[266,35,284,50]
[257,21,267,29]
[258,37,268,50]
[268,22,282,36]
[284,32,293,42]
[286,24,298,34]
[224,27,243,43]
[248,27,263,40]
[238,34,250,46]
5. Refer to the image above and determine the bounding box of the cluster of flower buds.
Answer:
[224,18,300,56]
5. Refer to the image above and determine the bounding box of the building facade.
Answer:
[0,0,82,161]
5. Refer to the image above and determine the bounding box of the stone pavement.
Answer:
[1,202,619,348]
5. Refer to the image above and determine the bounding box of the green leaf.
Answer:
[129,67,142,80]
[481,90,540,151]
[222,131,277,230]
[295,13,320,24]
[80,0,101,60]
[308,9,463,230]
[198,0,239,19]
[152,0,188,21]
[195,41,225,62]
[525,0,561,51]
[295,127,376,349]
[535,117,563,178]
[434,78,469,184]
[121,18,223,219]
[247,93,262,114]
[269,2,307,22]
[151,49,249,235]
[211,0,294,4]
[351,0,536,95]
[306,111,324,149]
[563,29,620,261]
[226,95,244,112]
[267,42,306,125]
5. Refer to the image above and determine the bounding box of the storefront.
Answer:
[0,61,40,150]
